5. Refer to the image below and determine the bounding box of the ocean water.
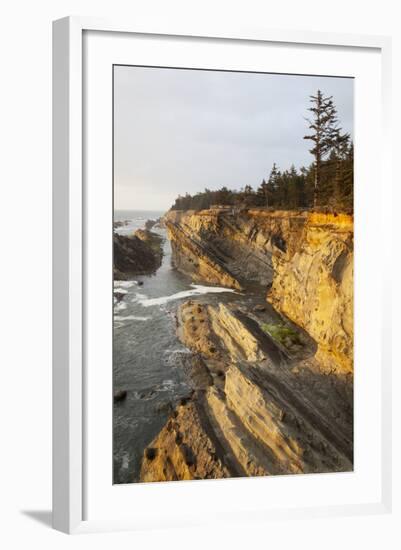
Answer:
[114,209,164,236]
[113,210,237,483]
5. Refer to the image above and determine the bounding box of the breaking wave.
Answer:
[136,284,237,307]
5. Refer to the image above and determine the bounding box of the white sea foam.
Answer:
[137,284,237,307]
[121,453,129,470]
[114,315,150,322]
[114,288,128,295]
[114,301,127,312]
[114,280,137,289]
[159,379,175,390]
[131,292,149,303]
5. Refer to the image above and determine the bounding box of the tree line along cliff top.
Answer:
[171,90,353,215]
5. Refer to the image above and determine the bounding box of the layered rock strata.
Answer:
[139,208,353,482]
[164,209,353,374]
[269,212,353,373]
[140,299,353,482]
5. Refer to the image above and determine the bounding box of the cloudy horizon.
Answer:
[114,65,353,211]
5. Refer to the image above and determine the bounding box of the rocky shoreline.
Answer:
[138,208,354,482]
[113,228,164,280]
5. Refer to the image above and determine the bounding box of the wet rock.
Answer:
[114,390,127,403]
[113,220,129,229]
[138,389,156,400]
[114,292,125,303]
[145,219,156,231]
[113,231,163,278]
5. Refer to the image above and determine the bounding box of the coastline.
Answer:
[117,207,355,482]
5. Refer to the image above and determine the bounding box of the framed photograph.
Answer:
[52,17,392,534]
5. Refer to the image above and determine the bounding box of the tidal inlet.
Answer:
[113,66,354,484]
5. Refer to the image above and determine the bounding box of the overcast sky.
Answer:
[114,65,353,211]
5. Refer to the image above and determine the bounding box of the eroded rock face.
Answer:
[140,299,353,482]
[224,363,352,474]
[140,398,233,482]
[113,230,163,279]
[166,220,242,289]
[178,301,267,363]
[268,213,353,374]
[139,208,353,483]
[164,209,353,373]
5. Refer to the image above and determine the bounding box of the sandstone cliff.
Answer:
[269,212,353,374]
[139,208,353,483]
[140,299,353,482]
[164,208,353,374]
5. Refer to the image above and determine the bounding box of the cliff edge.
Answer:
[164,208,353,373]
[138,208,353,482]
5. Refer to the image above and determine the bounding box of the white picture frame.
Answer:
[52,16,392,534]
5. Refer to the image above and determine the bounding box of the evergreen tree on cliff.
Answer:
[332,130,351,208]
[266,162,280,207]
[242,184,256,207]
[256,179,270,206]
[303,90,338,208]
[268,163,279,190]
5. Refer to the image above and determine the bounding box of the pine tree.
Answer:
[256,179,270,206]
[304,90,338,208]
[243,184,256,207]
[266,163,280,206]
[287,165,299,208]
[341,141,354,212]
[268,163,279,189]
[332,130,351,208]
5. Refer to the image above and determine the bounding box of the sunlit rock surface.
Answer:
[140,208,353,482]
[268,212,353,374]
[140,299,353,482]
[165,208,353,373]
